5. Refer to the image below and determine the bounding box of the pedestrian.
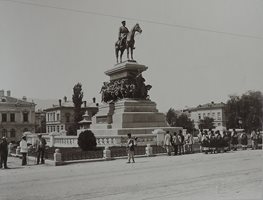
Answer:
[232,129,239,150]
[240,132,248,150]
[215,131,224,153]
[250,129,258,150]
[172,132,179,156]
[201,131,210,154]
[164,131,172,156]
[20,135,28,166]
[185,131,194,154]
[198,130,203,153]
[257,130,262,148]
[0,137,9,169]
[35,134,47,164]
[178,130,185,155]
[126,133,135,163]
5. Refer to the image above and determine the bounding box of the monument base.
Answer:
[90,126,181,136]
[89,61,182,137]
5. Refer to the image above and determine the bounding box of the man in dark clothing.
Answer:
[0,137,8,169]
[35,134,47,164]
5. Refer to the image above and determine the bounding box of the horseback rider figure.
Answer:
[118,21,129,48]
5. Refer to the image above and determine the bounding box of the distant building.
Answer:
[45,97,98,135]
[35,110,46,133]
[189,102,226,129]
[0,90,35,142]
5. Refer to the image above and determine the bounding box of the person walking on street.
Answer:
[250,129,258,150]
[231,129,238,151]
[240,132,248,150]
[0,137,9,169]
[126,133,136,163]
[20,135,28,166]
[198,130,203,153]
[35,134,47,164]
[178,130,185,155]
[164,131,172,156]
[185,131,194,154]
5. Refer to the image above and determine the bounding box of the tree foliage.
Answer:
[199,117,215,130]
[176,114,195,132]
[72,83,84,134]
[166,108,194,132]
[225,91,263,131]
[166,108,177,126]
[78,130,97,151]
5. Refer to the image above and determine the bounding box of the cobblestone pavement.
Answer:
[0,150,262,200]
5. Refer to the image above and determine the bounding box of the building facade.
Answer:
[45,97,98,135]
[189,102,226,129]
[0,90,35,142]
[35,110,46,133]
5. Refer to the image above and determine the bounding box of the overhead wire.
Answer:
[1,0,263,40]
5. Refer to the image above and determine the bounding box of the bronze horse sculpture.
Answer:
[115,23,142,63]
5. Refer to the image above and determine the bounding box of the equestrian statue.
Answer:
[115,21,142,63]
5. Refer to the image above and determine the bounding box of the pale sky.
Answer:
[0,0,262,112]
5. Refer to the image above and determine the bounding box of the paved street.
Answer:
[0,150,262,200]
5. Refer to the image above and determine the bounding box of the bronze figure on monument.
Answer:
[115,21,142,63]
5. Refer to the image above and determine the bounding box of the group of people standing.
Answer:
[198,129,262,154]
[0,134,47,169]
[164,130,194,156]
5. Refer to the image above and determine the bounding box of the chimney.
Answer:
[64,96,67,102]
[0,90,4,97]
[59,99,62,107]
[92,97,96,103]
[22,96,27,101]
[7,90,11,97]
[84,101,87,107]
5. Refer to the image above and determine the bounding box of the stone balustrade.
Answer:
[25,132,158,148]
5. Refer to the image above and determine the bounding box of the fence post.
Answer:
[103,146,111,160]
[145,144,153,156]
[54,148,63,166]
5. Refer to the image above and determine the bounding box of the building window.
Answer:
[212,112,215,118]
[57,113,60,121]
[207,113,210,117]
[61,125,63,130]
[2,113,7,122]
[23,112,29,122]
[218,123,221,126]
[198,114,201,120]
[65,113,70,123]
[217,112,221,120]
[2,129,7,137]
[57,126,60,132]
[10,113,15,122]
[10,129,16,138]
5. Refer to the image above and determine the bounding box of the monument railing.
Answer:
[25,132,158,148]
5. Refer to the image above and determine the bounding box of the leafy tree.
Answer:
[199,117,215,130]
[166,108,177,126]
[176,114,195,132]
[72,83,84,135]
[166,108,195,132]
[226,91,262,131]
[78,130,97,151]
[225,95,241,129]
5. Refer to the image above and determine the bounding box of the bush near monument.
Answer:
[78,130,97,151]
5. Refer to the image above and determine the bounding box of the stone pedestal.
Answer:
[90,61,179,136]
